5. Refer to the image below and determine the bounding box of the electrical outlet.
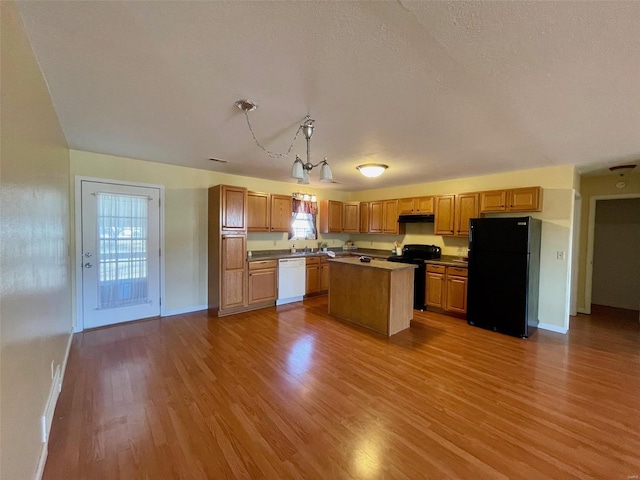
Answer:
[556,251,565,260]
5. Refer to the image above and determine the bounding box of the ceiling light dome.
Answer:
[357,164,388,178]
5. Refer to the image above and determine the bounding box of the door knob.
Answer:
[84,263,93,268]
[84,252,92,258]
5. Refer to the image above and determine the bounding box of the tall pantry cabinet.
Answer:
[208,185,248,316]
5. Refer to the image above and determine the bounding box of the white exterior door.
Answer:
[80,180,161,329]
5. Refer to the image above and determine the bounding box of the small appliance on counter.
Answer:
[387,244,441,310]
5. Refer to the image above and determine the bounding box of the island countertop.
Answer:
[327,256,417,271]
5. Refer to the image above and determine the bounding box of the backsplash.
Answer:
[247,223,468,256]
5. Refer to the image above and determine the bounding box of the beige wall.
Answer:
[1,3,73,479]
[577,173,640,311]
[70,150,350,317]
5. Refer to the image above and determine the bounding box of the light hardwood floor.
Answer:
[44,299,640,479]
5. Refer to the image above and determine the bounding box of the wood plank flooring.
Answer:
[44,299,640,479]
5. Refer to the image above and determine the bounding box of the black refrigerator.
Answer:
[467,217,542,338]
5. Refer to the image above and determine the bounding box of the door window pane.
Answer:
[96,193,149,309]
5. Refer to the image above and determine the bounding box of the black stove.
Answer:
[387,244,441,310]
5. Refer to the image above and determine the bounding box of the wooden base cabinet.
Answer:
[426,264,468,317]
[426,265,446,308]
[305,257,320,295]
[248,260,277,305]
[320,257,330,292]
[220,234,247,310]
[445,267,468,315]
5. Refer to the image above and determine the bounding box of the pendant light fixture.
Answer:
[236,99,333,184]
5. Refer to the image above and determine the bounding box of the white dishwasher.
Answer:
[277,258,306,305]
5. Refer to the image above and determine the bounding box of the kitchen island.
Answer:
[327,257,417,336]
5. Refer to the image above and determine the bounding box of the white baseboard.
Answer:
[538,322,568,334]
[577,307,590,314]
[162,304,208,317]
[35,330,74,480]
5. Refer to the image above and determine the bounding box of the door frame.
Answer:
[74,176,165,332]
[583,192,640,315]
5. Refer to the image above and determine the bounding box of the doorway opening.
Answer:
[584,194,640,319]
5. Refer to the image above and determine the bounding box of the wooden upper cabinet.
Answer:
[480,187,542,213]
[342,202,360,233]
[221,185,247,231]
[479,190,508,213]
[382,199,405,234]
[369,201,383,233]
[360,202,370,233]
[247,192,270,232]
[319,200,343,233]
[270,194,293,232]
[454,193,479,237]
[416,196,435,214]
[434,195,455,235]
[399,196,434,215]
[509,187,542,212]
[398,198,415,215]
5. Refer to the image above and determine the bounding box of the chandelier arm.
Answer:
[243,111,302,159]
[304,159,328,170]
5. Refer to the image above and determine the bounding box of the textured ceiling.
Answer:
[16,1,640,191]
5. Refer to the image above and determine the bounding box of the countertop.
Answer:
[248,249,469,267]
[328,256,418,271]
[248,248,392,262]
[425,255,469,267]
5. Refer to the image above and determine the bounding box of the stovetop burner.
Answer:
[387,244,441,263]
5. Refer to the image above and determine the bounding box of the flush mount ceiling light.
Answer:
[235,99,333,184]
[609,164,636,176]
[356,164,388,178]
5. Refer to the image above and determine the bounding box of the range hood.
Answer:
[398,214,435,223]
